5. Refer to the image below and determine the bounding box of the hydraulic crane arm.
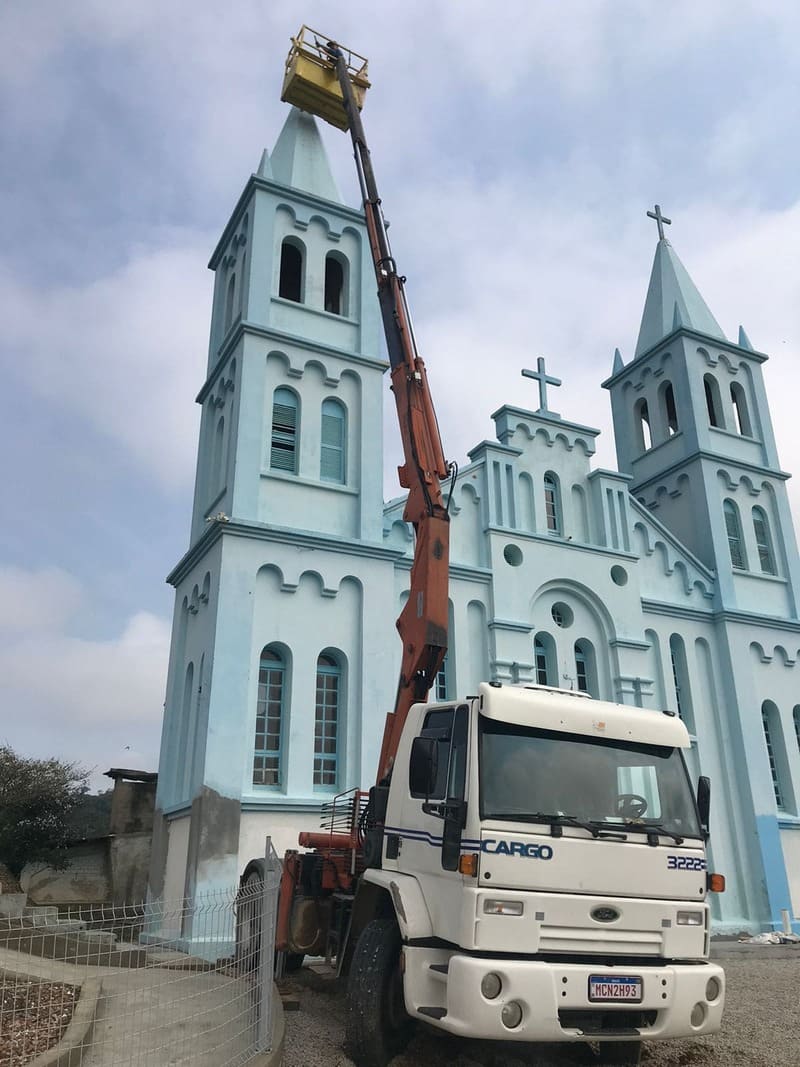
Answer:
[326,43,451,784]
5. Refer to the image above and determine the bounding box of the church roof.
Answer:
[634,238,726,358]
[268,107,342,204]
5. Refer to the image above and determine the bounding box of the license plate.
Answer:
[588,975,643,1002]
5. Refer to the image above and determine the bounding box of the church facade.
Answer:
[149,107,800,936]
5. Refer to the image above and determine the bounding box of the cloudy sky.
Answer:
[1,2,799,789]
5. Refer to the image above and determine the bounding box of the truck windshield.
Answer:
[479,717,701,840]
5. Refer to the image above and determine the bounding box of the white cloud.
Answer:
[0,567,169,788]
[0,237,212,489]
[0,566,84,633]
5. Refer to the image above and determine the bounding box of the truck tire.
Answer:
[592,1040,642,1064]
[345,918,414,1067]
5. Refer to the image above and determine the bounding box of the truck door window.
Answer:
[417,706,468,803]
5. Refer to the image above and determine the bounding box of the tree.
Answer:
[0,746,89,878]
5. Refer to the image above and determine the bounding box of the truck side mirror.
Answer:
[409,736,439,798]
[697,775,711,834]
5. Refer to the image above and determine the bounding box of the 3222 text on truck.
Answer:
[241,26,726,1067]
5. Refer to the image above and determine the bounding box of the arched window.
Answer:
[224,272,236,333]
[534,633,555,686]
[661,382,679,435]
[279,239,303,303]
[574,640,598,697]
[762,701,790,811]
[634,398,652,451]
[270,388,299,473]
[178,662,194,800]
[669,634,695,733]
[543,472,562,535]
[752,506,776,575]
[434,652,449,701]
[794,706,800,755]
[324,253,348,316]
[730,382,751,436]
[320,398,346,483]
[704,374,723,428]
[253,647,285,786]
[315,653,342,788]
[211,415,225,493]
[724,499,747,570]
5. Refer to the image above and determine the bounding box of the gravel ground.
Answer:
[281,957,800,1067]
[0,976,76,1067]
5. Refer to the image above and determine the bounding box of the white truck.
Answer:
[345,682,724,1066]
[268,28,726,1067]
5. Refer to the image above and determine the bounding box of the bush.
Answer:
[0,746,89,877]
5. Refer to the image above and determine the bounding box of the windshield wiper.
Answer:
[613,820,684,846]
[488,812,627,841]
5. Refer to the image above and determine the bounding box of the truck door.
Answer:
[397,704,469,944]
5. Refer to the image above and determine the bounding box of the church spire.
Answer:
[634,217,726,358]
[269,107,342,203]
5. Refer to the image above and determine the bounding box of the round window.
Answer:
[504,544,523,567]
[611,565,628,587]
[551,602,574,628]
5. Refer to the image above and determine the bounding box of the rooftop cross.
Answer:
[647,203,672,241]
[522,357,562,413]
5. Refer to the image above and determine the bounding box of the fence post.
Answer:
[256,837,280,1052]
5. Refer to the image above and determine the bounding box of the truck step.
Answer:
[418,1006,447,1020]
[428,963,449,974]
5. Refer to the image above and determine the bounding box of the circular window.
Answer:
[551,602,574,628]
[611,565,628,587]
[504,544,523,567]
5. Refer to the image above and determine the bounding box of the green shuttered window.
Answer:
[271,388,298,473]
[320,399,345,483]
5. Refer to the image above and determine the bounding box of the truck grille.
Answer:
[539,925,662,956]
[558,1009,658,1034]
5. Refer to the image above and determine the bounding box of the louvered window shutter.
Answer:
[320,406,345,483]
[271,399,297,472]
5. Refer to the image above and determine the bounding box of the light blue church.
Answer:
[150,108,800,936]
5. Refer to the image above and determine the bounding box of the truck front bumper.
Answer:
[403,948,724,1043]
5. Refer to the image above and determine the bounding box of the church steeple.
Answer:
[605,213,800,618]
[269,107,342,203]
[634,237,726,357]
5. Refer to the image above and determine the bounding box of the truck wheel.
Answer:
[345,918,414,1067]
[591,1040,642,1065]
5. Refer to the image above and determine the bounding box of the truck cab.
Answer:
[356,682,724,1061]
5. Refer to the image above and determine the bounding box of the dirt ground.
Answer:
[0,976,76,1067]
[281,956,800,1067]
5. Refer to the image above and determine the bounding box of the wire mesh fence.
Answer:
[0,841,281,1067]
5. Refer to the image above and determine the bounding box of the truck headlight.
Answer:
[706,976,721,1002]
[676,910,703,926]
[483,899,524,916]
[481,972,502,999]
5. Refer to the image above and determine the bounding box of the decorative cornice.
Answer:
[241,797,331,813]
[488,618,534,634]
[197,321,388,404]
[640,599,714,622]
[631,451,790,493]
[167,519,402,588]
[208,174,366,270]
[601,325,768,388]
[609,637,652,651]
[485,526,638,562]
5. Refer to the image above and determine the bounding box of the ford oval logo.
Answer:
[591,906,620,923]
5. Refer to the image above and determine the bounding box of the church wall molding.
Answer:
[198,321,387,405]
[208,174,365,270]
[167,518,402,587]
